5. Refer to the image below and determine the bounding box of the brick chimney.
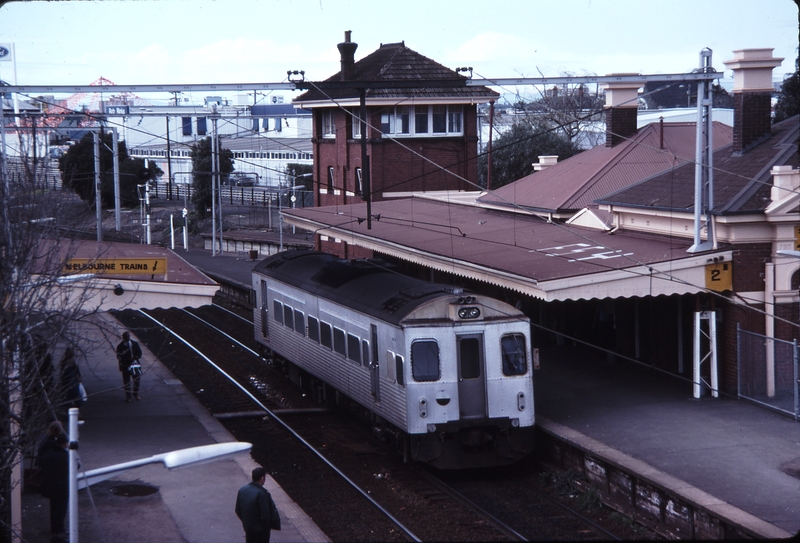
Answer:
[600,76,645,147]
[337,30,358,81]
[723,48,783,154]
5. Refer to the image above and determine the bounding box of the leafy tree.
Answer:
[284,163,313,191]
[190,137,234,219]
[479,120,582,190]
[58,132,162,209]
[774,57,799,123]
[522,82,605,143]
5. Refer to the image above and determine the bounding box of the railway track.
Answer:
[110,305,637,541]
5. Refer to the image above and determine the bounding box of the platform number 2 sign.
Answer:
[705,262,732,292]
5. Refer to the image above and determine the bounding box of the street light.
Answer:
[66,408,252,543]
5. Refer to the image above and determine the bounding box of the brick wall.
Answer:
[732,92,772,153]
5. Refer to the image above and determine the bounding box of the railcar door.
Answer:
[457,334,487,419]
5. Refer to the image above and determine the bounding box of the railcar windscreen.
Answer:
[411,340,440,381]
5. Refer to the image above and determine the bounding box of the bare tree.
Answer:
[0,119,115,541]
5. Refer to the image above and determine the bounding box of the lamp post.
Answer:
[66,408,251,543]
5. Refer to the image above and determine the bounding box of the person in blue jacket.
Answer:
[235,466,281,543]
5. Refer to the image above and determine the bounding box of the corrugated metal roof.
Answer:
[478,121,733,213]
[283,197,724,301]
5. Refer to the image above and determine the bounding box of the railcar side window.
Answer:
[308,317,319,342]
[273,300,283,325]
[501,334,528,376]
[294,309,304,335]
[395,354,405,386]
[411,340,440,382]
[320,322,332,349]
[283,305,294,330]
[362,340,370,367]
[347,333,361,364]
[333,327,346,356]
[386,351,396,382]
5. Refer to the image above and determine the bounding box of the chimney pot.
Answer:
[337,30,358,81]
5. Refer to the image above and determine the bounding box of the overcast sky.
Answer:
[1,0,797,105]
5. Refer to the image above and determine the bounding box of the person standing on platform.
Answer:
[36,432,69,538]
[116,331,142,402]
[235,466,281,543]
[58,347,83,410]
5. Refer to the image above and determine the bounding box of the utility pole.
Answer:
[166,116,173,200]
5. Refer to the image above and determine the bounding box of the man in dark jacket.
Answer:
[116,331,142,402]
[235,466,281,543]
[37,432,69,537]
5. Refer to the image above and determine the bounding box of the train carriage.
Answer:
[252,249,535,469]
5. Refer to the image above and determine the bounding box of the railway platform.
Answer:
[177,247,800,540]
[21,311,329,543]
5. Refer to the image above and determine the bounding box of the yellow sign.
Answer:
[64,258,167,275]
[705,262,732,292]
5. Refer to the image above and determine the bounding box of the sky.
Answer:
[0,0,797,106]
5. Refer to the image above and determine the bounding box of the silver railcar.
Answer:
[252,249,534,469]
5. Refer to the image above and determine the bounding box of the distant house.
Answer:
[293,32,498,256]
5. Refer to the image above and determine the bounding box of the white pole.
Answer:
[182,207,189,251]
[112,128,121,232]
[709,311,718,398]
[170,214,175,250]
[693,311,701,399]
[68,408,80,543]
[145,181,151,245]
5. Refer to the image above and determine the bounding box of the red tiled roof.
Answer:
[294,42,498,103]
[478,121,733,213]
[599,115,799,213]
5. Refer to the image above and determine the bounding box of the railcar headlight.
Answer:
[427,424,437,433]
[419,398,428,418]
[458,306,481,319]
[511,418,520,427]
[517,391,526,411]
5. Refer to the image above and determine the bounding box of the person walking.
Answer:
[116,331,142,402]
[235,466,281,543]
[36,432,70,539]
[58,347,83,410]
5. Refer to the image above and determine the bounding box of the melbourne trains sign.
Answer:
[64,258,167,275]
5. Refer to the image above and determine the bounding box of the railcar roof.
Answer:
[254,249,465,325]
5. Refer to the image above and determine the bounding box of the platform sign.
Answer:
[64,258,167,275]
[705,262,732,292]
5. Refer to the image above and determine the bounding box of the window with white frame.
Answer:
[322,110,336,138]
[351,110,362,138]
[380,105,463,137]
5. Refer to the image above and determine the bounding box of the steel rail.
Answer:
[137,308,423,543]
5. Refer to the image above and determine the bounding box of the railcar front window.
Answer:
[411,340,440,382]
[501,334,528,376]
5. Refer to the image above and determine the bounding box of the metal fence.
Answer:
[737,325,799,420]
